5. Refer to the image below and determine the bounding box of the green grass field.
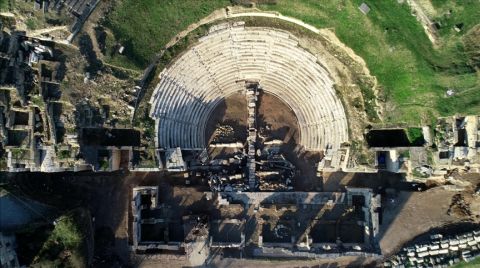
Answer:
[104,0,229,68]
[104,0,480,124]
[0,0,9,11]
[451,256,480,268]
[257,0,480,123]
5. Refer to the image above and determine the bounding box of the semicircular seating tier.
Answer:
[149,23,349,151]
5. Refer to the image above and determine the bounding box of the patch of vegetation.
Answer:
[30,94,45,108]
[98,159,109,171]
[350,140,374,166]
[430,0,480,39]
[10,148,29,159]
[451,256,480,268]
[399,150,410,158]
[427,149,434,165]
[357,80,379,122]
[159,23,211,67]
[141,116,155,141]
[406,127,424,145]
[104,0,229,69]
[57,149,71,159]
[30,208,90,268]
[412,168,428,178]
[98,26,143,71]
[25,17,38,30]
[0,157,6,170]
[463,25,480,69]
[0,0,9,11]
[137,148,158,168]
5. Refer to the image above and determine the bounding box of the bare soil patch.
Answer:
[379,186,480,256]
[205,91,322,191]
[205,92,247,145]
[257,91,321,191]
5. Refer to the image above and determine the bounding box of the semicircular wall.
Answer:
[149,23,349,151]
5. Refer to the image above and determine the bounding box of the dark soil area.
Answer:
[4,171,208,267]
[256,91,321,191]
[205,90,321,191]
[205,91,248,145]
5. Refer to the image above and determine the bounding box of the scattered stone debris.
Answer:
[211,124,235,143]
[447,194,472,218]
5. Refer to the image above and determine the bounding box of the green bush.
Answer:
[407,127,424,145]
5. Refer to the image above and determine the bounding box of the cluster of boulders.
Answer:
[385,230,480,268]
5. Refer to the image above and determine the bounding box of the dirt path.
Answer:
[29,25,68,37]
[84,26,103,59]
[405,0,439,45]
[164,6,375,81]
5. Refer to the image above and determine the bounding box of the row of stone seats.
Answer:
[149,24,348,150]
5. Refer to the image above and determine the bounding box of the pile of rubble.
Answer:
[208,173,248,192]
[211,124,235,143]
[447,194,472,217]
[384,230,480,267]
[434,116,480,172]
[0,27,73,171]
[205,151,248,192]
[257,153,294,191]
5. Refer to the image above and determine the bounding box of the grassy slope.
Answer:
[105,0,479,124]
[431,0,480,37]
[258,0,480,123]
[105,0,229,68]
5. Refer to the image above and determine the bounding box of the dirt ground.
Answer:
[206,92,248,145]
[138,256,379,268]
[6,171,480,267]
[5,171,208,267]
[379,184,480,256]
[205,90,322,191]
[323,171,480,257]
[322,171,406,192]
[256,91,322,191]
[256,91,299,144]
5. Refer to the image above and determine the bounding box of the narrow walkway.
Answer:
[29,25,68,37]
[246,83,258,189]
